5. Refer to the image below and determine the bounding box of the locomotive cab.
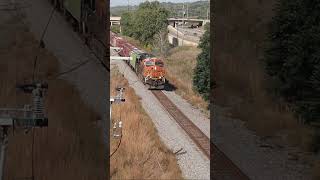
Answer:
[141,58,166,89]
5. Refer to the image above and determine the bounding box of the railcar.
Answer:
[110,32,166,90]
[50,0,105,34]
[49,0,107,61]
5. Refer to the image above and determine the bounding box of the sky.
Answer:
[110,0,207,7]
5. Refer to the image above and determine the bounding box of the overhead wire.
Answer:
[46,59,92,80]
[109,132,122,158]
[32,5,56,83]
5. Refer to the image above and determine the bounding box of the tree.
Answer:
[120,12,134,36]
[120,1,169,46]
[153,29,170,57]
[193,23,210,101]
[111,25,120,34]
[264,0,320,123]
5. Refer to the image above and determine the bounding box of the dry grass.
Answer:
[214,0,315,161]
[110,68,182,179]
[165,46,209,116]
[1,14,106,179]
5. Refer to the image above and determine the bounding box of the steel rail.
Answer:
[151,90,250,180]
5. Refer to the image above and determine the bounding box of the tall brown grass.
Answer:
[1,14,106,179]
[110,68,182,179]
[165,46,209,116]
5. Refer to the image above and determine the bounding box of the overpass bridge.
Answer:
[110,16,121,26]
[109,17,209,47]
[110,16,210,27]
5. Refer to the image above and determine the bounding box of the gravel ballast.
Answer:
[111,51,210,180]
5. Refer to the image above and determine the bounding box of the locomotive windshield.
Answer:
[155,61,164,67]
[145,61,154,66]
[140,53,154,60]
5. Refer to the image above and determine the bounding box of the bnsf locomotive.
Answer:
[110,32,166,90]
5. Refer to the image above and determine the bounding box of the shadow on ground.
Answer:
[163,80,177,91]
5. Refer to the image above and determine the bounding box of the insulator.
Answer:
[32,87,45,119]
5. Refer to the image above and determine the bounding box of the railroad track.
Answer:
[151,90,250,180]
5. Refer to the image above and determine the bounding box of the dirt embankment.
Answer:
[110,67,182,179]
[0,9,106,180]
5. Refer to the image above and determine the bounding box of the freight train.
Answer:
[48,0,107,60]
[110,32,166,90]
[49,0,106,33]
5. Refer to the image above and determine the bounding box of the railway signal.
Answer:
[0,82,49,180]
[110,87,125,137]
[109,87,125,158]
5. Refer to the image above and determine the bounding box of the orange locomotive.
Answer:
[139,57,166,89]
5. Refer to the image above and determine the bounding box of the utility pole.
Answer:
[127,0,130,11]
[182,2,185,19]
[187,0,189,20]
[0,82,49,180]
[207,0,209,20]
[176,21,179,46]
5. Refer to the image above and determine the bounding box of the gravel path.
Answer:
[21,0,108,149]
[213,105,313,180]
[111,50,210,180]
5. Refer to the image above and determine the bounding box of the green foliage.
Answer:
[153,29,170,57]
[120,12,134,36]
[111,1,209,19]
[193,23,210,101]
[264,0,320,123]
[120,1,169,46]
[111,25,120,34]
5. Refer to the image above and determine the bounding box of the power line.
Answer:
[47,59,91,80]
[32,5,55,83]
[109,133,122,158]
[110,105,123,158]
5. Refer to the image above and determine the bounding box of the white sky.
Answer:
[110,0,208,7]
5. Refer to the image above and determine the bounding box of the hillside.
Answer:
[110,0,209,19]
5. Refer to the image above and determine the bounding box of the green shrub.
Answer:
[193,23,210,101]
